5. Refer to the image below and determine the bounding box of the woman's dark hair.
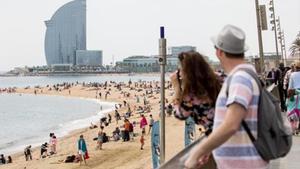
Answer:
[178,51,221,103]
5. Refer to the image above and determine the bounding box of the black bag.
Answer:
[226,68,292,161]
[65,155,75,163]
[129,123,134,132]
[103,133,109,143]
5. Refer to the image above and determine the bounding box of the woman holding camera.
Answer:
[170,51,221,168]
[170,51,221,135]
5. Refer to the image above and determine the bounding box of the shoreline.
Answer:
[0,93,116,156]
[0,81,188,169]
[0,72,164,77]
[0,74,165,89]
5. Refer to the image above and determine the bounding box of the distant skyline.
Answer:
[0,0,299,71]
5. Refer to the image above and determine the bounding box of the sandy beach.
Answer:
[0,80,199,169]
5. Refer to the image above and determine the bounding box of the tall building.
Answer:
[45,0,86,65]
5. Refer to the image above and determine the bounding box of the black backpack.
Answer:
[226,68,292,161]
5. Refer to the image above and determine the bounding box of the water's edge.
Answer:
[0,93,116,155]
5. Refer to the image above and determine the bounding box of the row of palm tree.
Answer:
[290,31,300,58]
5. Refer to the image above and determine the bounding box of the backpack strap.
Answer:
[241,119,256,142]
[226,68,262,143]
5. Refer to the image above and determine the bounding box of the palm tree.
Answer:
[290,32,300,58]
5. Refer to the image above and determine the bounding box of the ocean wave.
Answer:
[55,107,115,136]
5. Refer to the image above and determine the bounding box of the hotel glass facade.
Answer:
[44,0,86,65]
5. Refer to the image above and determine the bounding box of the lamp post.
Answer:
[282,30,287,62]
[269,0,280,66]
[276,17,287,66]
[276,17,284,65]
[255,0,265,73]
[280,31,287,66]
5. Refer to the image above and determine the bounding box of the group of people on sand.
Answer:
[78,106,155,164]
[0,154,12,165]
[62,80,160,165]
[51,134,89,165]
[6,68,170,166]
[41,133,58,157]
[92,104,154,150]
[0,87,16,93]
[22,132,58,161]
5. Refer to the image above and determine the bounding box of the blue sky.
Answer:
[0,0,299,71]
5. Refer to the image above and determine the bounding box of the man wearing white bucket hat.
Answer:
[184,25,269,169]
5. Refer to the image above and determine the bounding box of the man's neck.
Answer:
[222,58,245,74]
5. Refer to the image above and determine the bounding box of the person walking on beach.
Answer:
[148,114,154,135]
[140,114,148,134]
[184,25,269,169]
[97,126,104,150]
[78,135,88,165]
[24,145,32,161]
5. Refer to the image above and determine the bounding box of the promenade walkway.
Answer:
[270,136,300,169]
[268,85,300,168]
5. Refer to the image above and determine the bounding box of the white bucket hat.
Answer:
[212,24,248,54]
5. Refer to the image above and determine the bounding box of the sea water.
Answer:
[0,93,115,155]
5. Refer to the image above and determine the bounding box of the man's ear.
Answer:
[216,48,224,59]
